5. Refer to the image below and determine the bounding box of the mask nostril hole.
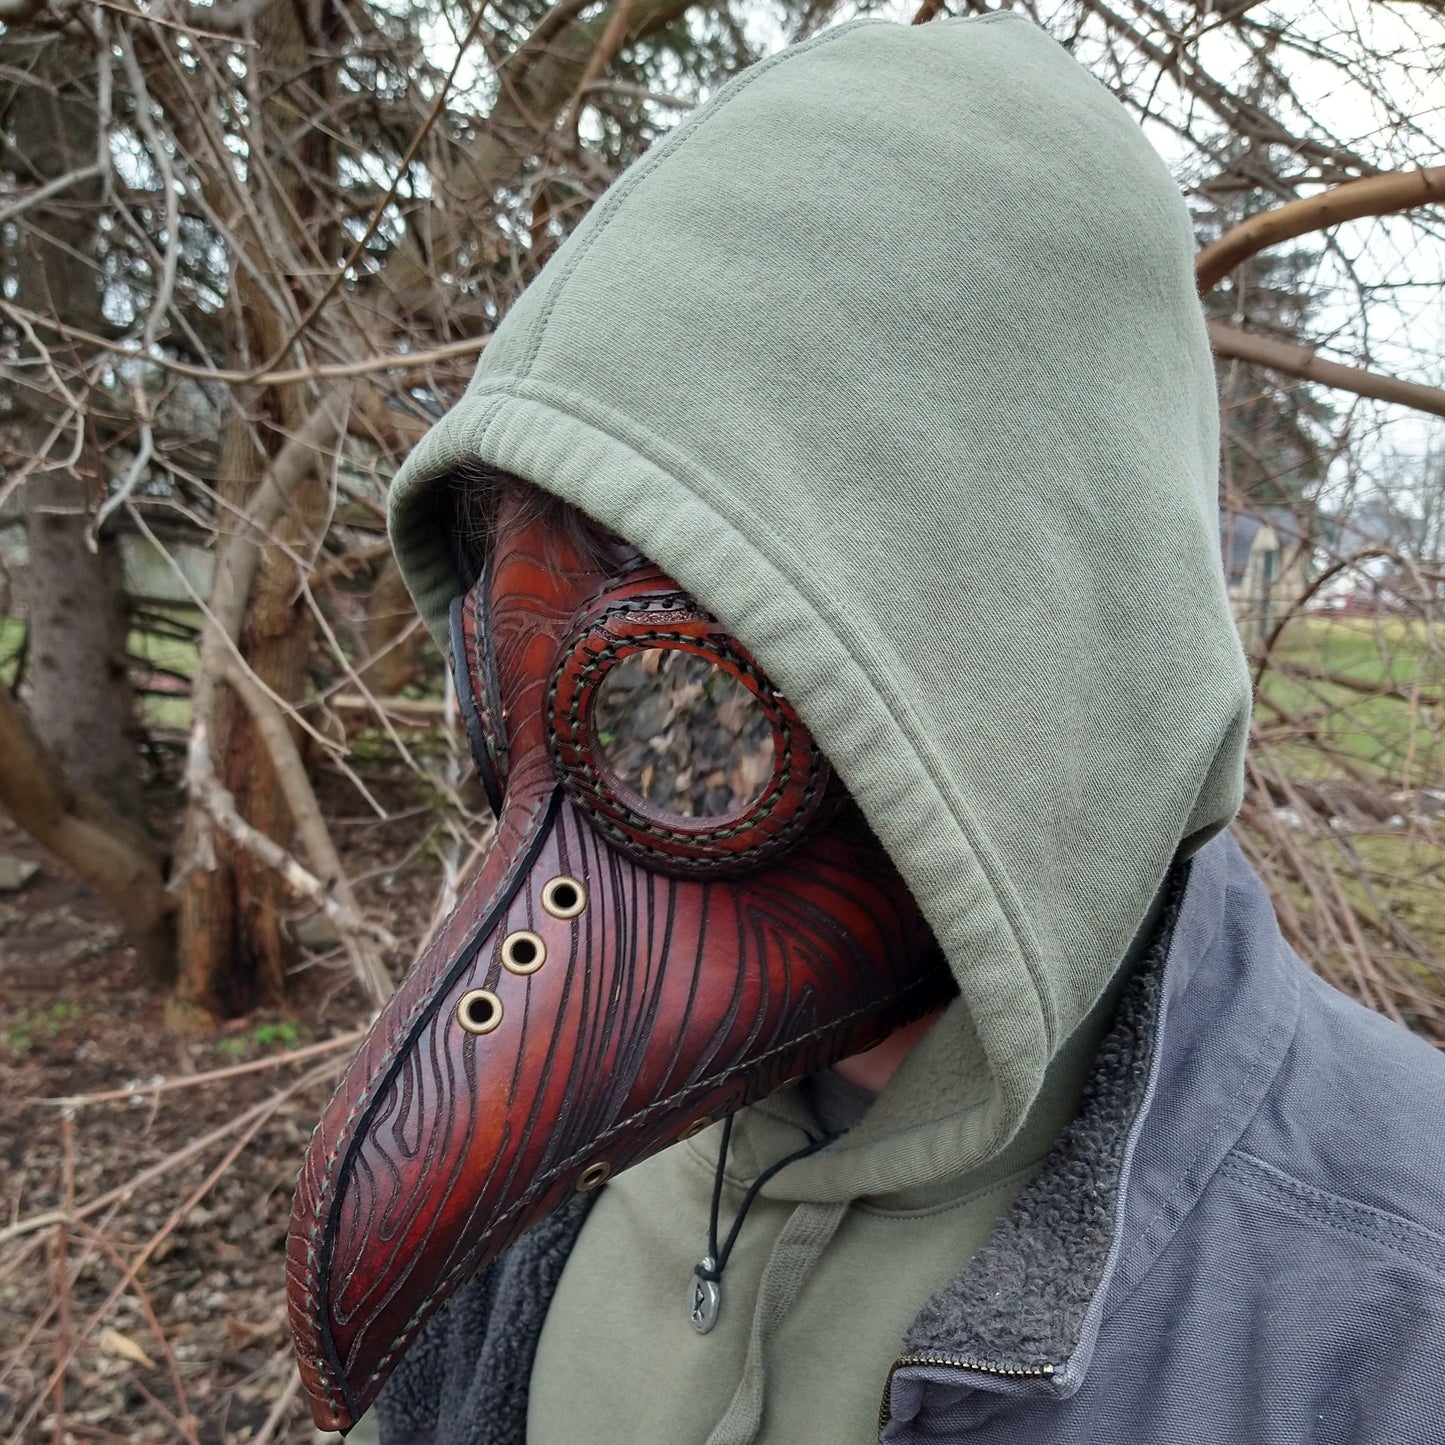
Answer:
[457,988,502,1035]
[501,929,546,974]
[541,875,587,920]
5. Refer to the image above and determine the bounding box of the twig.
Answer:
[51,1114,75,1445]
[565,0,638,136]
[248,1360,303,1445]
[0,165,103,227]
[174,386,374,898]
[116,27,181,346]
[5,1065,330,1442]
[255,1,495,371]
[1197,166,1445,295]
[326,692,452,720]
[69,1220,200,1445]
[90,384,154,546]
[186,722,397,959]
[0,302,486,386]
[45,1028,367,1107]
[0,1060,344,1247]
[1209,322,1445,422]
[1251,546,1403,685]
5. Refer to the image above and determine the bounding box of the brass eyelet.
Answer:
[680,1117,713,1140]
[541,875,587,920]
[576,1160,612,1192]
[501,929,546,975]
[456,988,502,1035]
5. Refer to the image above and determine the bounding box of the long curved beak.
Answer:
[287,776,951,1432]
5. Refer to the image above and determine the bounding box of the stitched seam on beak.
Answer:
[302,789,555,1419]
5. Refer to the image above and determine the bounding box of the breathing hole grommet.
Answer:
[576,1160,612,1192]
[541,875,587,920]
[501,930,546,974]
[456,988,503,1035]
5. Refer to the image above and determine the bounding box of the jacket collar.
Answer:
[883,835,1301,1432]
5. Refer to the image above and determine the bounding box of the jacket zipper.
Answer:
[878,1353,1057,1436]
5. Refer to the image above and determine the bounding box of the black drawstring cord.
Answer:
[690,1112,835,1334]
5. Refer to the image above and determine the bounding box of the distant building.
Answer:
[0,524,212,611]
[120,534,214,607]
[1220,508,1312,642]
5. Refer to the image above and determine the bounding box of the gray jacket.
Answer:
[376,836,1445,1444]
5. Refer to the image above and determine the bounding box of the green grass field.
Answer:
[1334,830,1445,958]
[0,617,22,685]
[1256,617,1445,788]
[1252,618,1445,1000]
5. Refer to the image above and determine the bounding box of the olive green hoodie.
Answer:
[386,11,1252,1440]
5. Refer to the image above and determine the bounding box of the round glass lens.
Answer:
[593,650,774,819]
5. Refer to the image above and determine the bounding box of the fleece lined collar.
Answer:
[882,835,1300,1435]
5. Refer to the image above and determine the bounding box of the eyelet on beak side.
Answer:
[680,1117,713,1140]
[501,930,546,975]
[541,875,587,920]
[576,1161,612,1192]
[456,989,503,1035]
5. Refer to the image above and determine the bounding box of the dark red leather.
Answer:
[286,503,956,1432]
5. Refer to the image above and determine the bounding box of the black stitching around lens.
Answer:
[543,605,826,867]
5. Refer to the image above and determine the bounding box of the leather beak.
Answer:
[287,776,951,1433]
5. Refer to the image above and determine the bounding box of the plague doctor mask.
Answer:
[287,491,956,1432]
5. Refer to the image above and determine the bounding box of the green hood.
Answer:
[388,13,1252,1197]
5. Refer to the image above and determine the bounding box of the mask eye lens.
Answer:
[595,651,773,821]
[550,585,833,876]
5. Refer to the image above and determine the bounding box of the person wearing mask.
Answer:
[288,14,1445,1444]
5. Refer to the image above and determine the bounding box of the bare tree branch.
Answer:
[0,686,174,979]
[185,385,356,750]
[565,0,639,135]
[185,715,395,964]
[1197,165,1445,294]
[1208,321,1445,421]
[221,661,395,1004]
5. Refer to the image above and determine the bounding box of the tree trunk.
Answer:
[360,559,426,696]
[23,469,144,822]
[9,39,145,824]
[0,686,174,980]
[172,0,341,1019]
[174,414,326,1015]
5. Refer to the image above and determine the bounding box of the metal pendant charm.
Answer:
[690,1257,721,1334]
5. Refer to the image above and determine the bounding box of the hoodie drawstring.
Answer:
[703,1197,850,1445]
[691,1114,835,1334]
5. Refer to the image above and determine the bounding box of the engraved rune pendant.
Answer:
[690,1256,721,1334]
